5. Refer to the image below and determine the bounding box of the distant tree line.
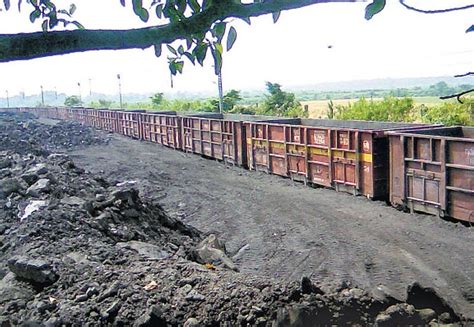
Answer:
[296,82,474,102]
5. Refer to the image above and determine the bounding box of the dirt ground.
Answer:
[70,132,474,320]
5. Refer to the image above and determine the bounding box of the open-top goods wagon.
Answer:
[140,111,182,149]
[245,119,439,199]
[117,110,145,139]
[389,126,474,222]
[180,113,291,167]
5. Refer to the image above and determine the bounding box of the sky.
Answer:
[0,0,473,98]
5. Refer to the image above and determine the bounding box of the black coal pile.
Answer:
[0,112,466,326]
[0,111,108,155]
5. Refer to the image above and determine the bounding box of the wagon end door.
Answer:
[405,136,444,216]
[331,130,359,195]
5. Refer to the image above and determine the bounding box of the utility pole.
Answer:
[77,82,82,103]
[5,90,9,108]
[89,78,92,96]
[40,85,45,106]
[217,71,224,113]
[54,87,58,100]
[117,74,123,109]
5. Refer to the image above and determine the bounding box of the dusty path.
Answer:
[71,133,474,319]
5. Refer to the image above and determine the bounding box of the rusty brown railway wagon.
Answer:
[140,111,182,149]
[73,107,89,125]
[245,119,439,199]
[181,113,275,166]
[89,108,103,129]
[389,126,474,222]
[118,110,145,139]
[97,109,121,133]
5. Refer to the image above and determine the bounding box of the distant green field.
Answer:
[301,96,452,119]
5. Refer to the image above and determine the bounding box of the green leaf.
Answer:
[212,22,226,42]
[176,0,186,14]
[167,44,177,56]
[138,8,149,22]
[272,11,280,23]
[120,0,125,7]
[211,45,222,75]
[214,42,223,55]
[194,42,208,66]
[188,0,200,13]
[29,9,41,23]
[183,52,195,64]
[42,20,48,32]
[155,4,163,18]
[175,60,184,74]
[154,44,162,57]
[69,3,76,15]
[177,45,185,55]
[365,0,385,20]
[226,26,237,51]
[185,38,193,50]
[240,16,251,25]
[3,0,10,10]
[132,0,149,22]
[466,25,474,33]
[58,9,71,17]
[169,61,177,75]
[70,20,84,29]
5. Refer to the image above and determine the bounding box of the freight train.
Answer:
[4,107,473,223]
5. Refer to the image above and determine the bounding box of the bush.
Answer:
[420,101,473,126]
[335,96,415,122]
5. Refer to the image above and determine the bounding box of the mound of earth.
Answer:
[0,111,465,325]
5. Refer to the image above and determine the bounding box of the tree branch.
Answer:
[440,89,474,104]
[454,72,474,78]
[0,0,361,63]
[399,0,474,14]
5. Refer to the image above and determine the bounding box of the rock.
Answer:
[18,200,49,221]
[101,300,121,320]
[43,317,63,327]
[185,289,205,302]
[193,234,238,271]
[0,272,35,304]
[26,178,51,197]
[0,317,12,327]
[95,194,106,202]
[184,318,199,326]
[111,188,139,206]
[133,306,167,327]
[7,256,58,286]
[0,178,24,199]
[375,303,423,326]
[20,173,39,186]
[0,158,12,169]
[406,282,458,321]
[61,196,86,207]
[417,308,437,322]
[123,208,140,218]
[301,276,324,295]
[75,294,88,302]
[26,163,48,176]
[97,281,122,302]
[374,313,391,326]
[438,312,452,324]
[116,241,170,260]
